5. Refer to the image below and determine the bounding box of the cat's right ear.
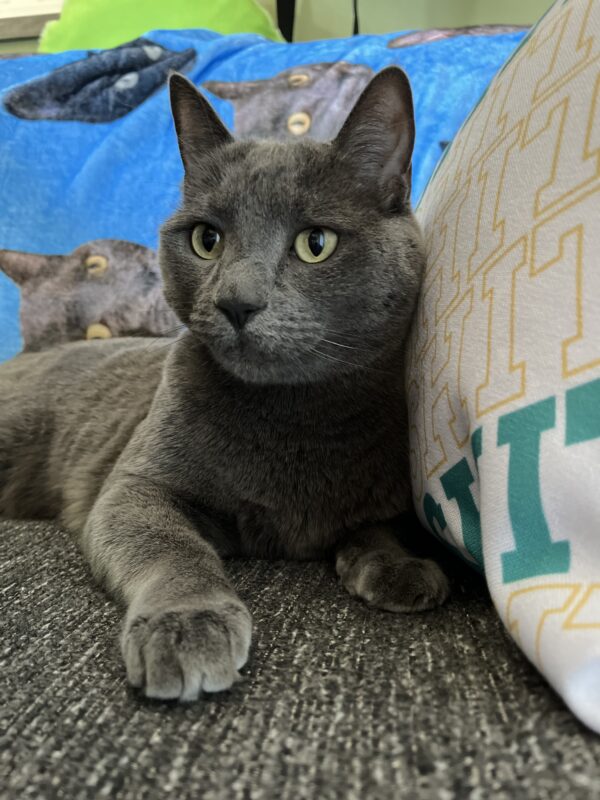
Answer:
[0,250,46,285]
[169,73,233,171]
[332,67,415,211]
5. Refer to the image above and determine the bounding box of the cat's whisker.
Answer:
[151,338,180,353]
[140,336,179,352]
[321,327,370,341]
[320,337,360,351]
[155,324,186,337]
[320,333,375,352]
[308,346,395,377]
[309,346,361,370]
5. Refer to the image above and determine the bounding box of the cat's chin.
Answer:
[208,346,311,385]
[204,339,341,386]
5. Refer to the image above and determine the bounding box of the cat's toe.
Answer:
[341,553,449,613]
[122,598,252,702]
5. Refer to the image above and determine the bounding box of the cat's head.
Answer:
[0,239,178,352]
[160,68,425,385]
[203,62,373,141]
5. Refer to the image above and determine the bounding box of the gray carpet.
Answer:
[1,520,599,800]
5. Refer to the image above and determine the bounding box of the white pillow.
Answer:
[408,0,600,733]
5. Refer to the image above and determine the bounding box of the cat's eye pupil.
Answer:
[202,227,220,252]
[308,228,325,257]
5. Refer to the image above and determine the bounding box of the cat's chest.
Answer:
[200,413,409,558]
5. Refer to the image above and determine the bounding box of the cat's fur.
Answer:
[0,239,178,352]
[0,68,448,701]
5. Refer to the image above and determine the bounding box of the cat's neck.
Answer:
[171,333,406,430]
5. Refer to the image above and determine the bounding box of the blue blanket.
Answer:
[0,27,526,361]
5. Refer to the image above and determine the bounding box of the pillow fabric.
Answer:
[39,0,283,52]
[408,0,600,733]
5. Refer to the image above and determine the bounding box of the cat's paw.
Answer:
[337,551,449,612]
[121,597,252,702]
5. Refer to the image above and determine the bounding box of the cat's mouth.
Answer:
[204,329,359,386]
[189,313,363,385]
[200,327,305,384]
[215,332,285,366]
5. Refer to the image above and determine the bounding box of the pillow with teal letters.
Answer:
[408,0,600,733]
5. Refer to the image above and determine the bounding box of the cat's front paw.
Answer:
[337,551,449,613]
[122,597,252,702]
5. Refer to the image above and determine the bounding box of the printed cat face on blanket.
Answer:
[0,239,179,352]
[203,62,373,141]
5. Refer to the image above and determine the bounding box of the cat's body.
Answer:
[0,69,449,701]
[0,339,164,524]
[1,333,410,559]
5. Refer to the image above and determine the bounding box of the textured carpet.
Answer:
[1,520,599,800]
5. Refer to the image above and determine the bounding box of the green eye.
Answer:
[293,227,338,264]
[191,224,224,260]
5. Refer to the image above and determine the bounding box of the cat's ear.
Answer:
[169,73,232,171]
[333,67,415,210]
[203,79,261,101]
[0,250,47,285]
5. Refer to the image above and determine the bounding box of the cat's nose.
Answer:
[215,299,265,330]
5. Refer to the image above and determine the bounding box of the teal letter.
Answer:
[440,458,483,568]
[423,493,446,538]
[566,377,600,445]
[498,397,570,583]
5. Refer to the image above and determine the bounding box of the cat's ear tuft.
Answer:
[0,250,47,285]
[169,73,233,171]
[333,67,415,211]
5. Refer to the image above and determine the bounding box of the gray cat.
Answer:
[204,62,373,141]
[0,68,449,702]
[0,239,179,352]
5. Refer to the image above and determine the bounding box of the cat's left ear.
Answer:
[333,67,415,210]
[169,73,232,171]
[0,250,47,285]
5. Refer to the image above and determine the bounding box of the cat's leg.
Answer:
[335,525,449,612]
[82,477,250,702]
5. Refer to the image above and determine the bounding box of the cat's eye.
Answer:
[287,111,311,136]
[293,227,338,263]
[191,224,224,260]
[85,255,108,277]
[288,72,310,88]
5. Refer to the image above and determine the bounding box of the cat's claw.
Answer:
[121,598,252,702]
[337,551,449,613]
